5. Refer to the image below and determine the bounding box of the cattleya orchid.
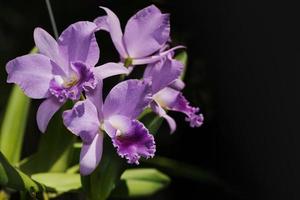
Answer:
[5,4,203,179]
[6,21,128,132]
[94,5,183,67]
[144,53,204,133]
[63,79,155,175]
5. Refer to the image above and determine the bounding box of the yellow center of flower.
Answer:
[63,73,79,88]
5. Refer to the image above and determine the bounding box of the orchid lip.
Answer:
[62,73,79,88]
[49,62,97,102]
[52,73,79,89]
[153,93,168,109]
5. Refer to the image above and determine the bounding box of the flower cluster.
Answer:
[6,5,203,175]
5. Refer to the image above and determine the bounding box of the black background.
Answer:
[1,0,299,199]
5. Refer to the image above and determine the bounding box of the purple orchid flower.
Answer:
[93,5,183,67]
[144,54,204,133]
[6,21,128,133]
[63,79,155,175]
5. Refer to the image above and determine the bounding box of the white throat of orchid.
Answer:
[152,88,178,109]
[106,115,132,138]
[99,118,125,138]
[53,73,79,88]
[153,93,169,108]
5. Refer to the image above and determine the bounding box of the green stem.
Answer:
[119,74,126,81]
[45,0,58,39]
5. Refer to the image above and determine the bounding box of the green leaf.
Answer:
[19,104,76,175]
[0,47,38,165]
[0,151,51,196]
[31,173,81,193]
[0,86,30,164]
[111,168,170,198]
[142,156,222,185]
[81,137,125,200]
[147,116,164,134]
[66,165,79,174]
[175,51,188,80]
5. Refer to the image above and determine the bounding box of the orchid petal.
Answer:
[58,21,99,67]
[150,101,176,134]
[103,80,152,119]
[94,62,129,79]
[62,95,103,176]
[154,87,204,128]
[169,79,186,91]
[6,54,59,99]
[124,5,170,58]
[34,28,67,68]
[102,120,116,138]
[63,99,100,141]
[105,116,155,164]
[132,45,185,65]
[95,7,128,58]
[36,96,64,133]
[85,79,103,120]
[153,87,180,108]
[80,133,104,175]
[93,16,109,32]
[144,55,183,93]
[169,92,204,128]
[106,115,132,137]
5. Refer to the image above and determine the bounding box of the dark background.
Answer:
[1,0,299,199]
